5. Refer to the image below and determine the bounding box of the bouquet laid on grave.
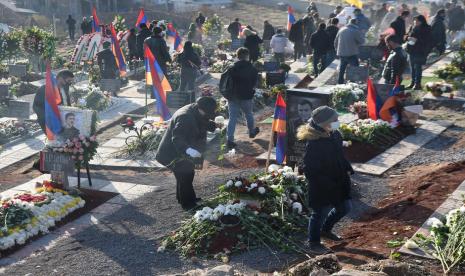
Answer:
[411,202,465,274]
[349,101,368,119]
[22,27,57,60]
[0,119,38,145]
[72,85,113,112]
[425,81,453,97]
[330,83,366,112]
[162,165,309,257]
[0,181,85,250]
[52,135,98,169]
[339,119,403,147]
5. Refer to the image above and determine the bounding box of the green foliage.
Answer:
[0,203,33,232]
[192,43,204,57]
[435,64,463,80]
[386,238,405,248]
[88,65,101,85]
[203,14,223,36]
[112,15,127,33]
[0,29,24,62]
[22,26,57,60]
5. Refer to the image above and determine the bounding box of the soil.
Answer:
[295,75,314,89]
[0,188,117,258]
[329,161,465,272]
[343,141,385,163]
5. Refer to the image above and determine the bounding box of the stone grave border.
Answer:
[0,174,160,267]
[399,179,465,259]
[90,118,228,170]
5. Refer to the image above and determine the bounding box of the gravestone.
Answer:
[266,72,285,86]
[0,84,9,100]
[167,91,195,108]
[40,151,75,189]
[346,66,369,83]
[8,100,30,119]
[100,79,121,95]
[8,64,27,78]
[264,61,279,72]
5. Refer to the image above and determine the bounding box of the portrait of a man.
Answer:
[289,100,313,134]
[59,112,80,141]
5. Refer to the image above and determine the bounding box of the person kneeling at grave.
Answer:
[297,106,354,255]
[155,97,220,210]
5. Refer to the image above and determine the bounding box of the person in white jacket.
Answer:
[270,29,290,63]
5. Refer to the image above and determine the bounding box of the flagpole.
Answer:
[265,91,281,172]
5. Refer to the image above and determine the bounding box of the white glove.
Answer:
[186,147,201,158]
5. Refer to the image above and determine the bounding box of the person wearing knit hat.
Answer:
[156,97,221,210]
[296,105,354,255]
[243,25,263,62]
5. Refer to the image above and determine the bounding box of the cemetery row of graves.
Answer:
[0,12,464,274]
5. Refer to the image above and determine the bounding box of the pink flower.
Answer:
[75,142,82,148]
[89,135,96,142]
[73,149,78,154]
[79,134,85,141]
[73,138,79,143]
[78,155,84,161]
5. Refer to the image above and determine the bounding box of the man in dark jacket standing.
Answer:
[97,41,118,79]
[310,23,331,76]
[66,15,76,40]
[80,17,89,35]
[390,11,410,44]
[33,70,74,133]
[406,15,432,90]
[375,3,388,26]
[156,97,219,210]
[289,19,306,61]
[136,23,152,60]
[298,106,353,255]
[431,9,447,55]
[226,47,260,149]
[227,18,241,40]
[326,18,339,66]
[144,27,172,75]
[127,28,137,60]
[382,35,408,84]
[448,1,465,33]
[195,12,206,29]
[263,20,275,41]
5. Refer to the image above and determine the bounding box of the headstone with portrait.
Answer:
[40,150,75,189]
[345,66,369,83]
[47,106,93,145]
[8,100,31,119]
[286,87,331,165]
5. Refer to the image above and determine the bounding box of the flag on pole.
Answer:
[110,24,127,77]
[388,76,402,97]
[166,23,183,52]
[287,6,296,32]
[91,6,101,33]
[144,45,172,121]
[272,93,287,164]
[44,62,62,140]
[135,8,148,28]
[366,78,383,120]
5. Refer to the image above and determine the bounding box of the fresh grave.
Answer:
[162,165,310,258]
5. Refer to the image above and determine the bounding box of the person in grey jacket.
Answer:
[270,29,289,63]
[334,19,365,84]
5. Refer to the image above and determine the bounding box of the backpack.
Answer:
[219,68,234,100]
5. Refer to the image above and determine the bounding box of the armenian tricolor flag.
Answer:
[167,23,183,52]
[110,24,127,77]
[135,8,148,28]
[44,62,62,140]
[91,6,101,33]
[272,93,287,164]
[388,76,402,97]
[144,45,172,121]
[367,78,383,120]
[287,6,296,32]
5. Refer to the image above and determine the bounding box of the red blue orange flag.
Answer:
[135,8,148,28]
[272,93,287,164]
[110,24,127,77]
[388,76,401,97]
[44,62,62,140]
[144,45,172,121]
[367,78,383,120]
[91,6,101,33]
[287,6,296,32]
[167,23,183,52]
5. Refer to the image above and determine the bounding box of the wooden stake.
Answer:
[265,126,274,173]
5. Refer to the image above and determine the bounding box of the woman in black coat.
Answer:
[243,27,263,63]
[297,106,353,255]
[289,19,306,61]
[406,15,432,90]
[177,41,201,91]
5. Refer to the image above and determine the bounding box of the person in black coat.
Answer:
[144,27,172,75]
[406,15,432,90]
[263,20,275,41]
[195,12,206,28]
[97,41,118,79]
[431,9,447,55]
[297,106,353,255]
[127,28,137,60]
[66,15,76,40]
[136,23,152,60]
[325,18,339,65]
[390,11,410,44]
[243,26,263,62]
[226,47,260,149]
[289,19,306,61]
[310,23,331,76]
[155,97,219,210]
[80,17,89,35]
[33,70,74,133]
[177,41,201,91]
[227,18,242,40]
[447,3,465,32]
[382,35,408,84]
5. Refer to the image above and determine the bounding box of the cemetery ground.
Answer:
[0,106,464,275]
